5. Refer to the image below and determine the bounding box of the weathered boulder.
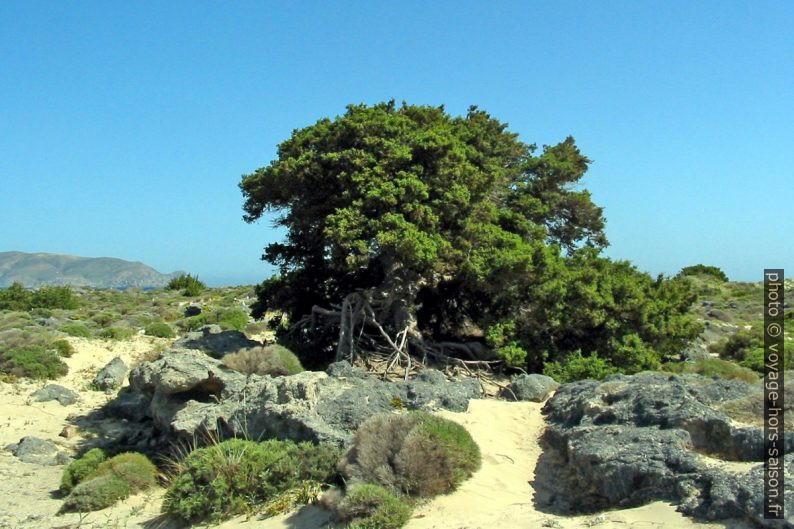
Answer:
[30,384,78,406]
[173,326,260,358]
[5,437,69,466]
[124,351,481,446]
[184,305,202,317]
[506,374,558,402]
[539,372,794,527]
[92,356,128,392]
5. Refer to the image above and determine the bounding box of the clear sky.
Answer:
[1,1,791,285]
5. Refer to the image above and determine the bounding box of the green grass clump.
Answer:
[340,411,480,499]
[0,345,68,380]
[144,322,175,338]
[661,358,759,383]
[60,448,108,494]
[167,274,206,296]
[221,344,304,377]
[162,438,340,524]
[216,308,249,331]
[59,323,92,338]
[61,474,131,512]
[543,350,620,383]
[98,326,134,341]
[338,484,412,529]
[52,339,75,358]
[61,452,157,512]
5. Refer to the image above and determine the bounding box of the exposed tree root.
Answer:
[291,291,504,381]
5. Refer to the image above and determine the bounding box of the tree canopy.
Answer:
[240,102,700,375]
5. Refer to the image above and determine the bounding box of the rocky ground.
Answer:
[0,330,788,528]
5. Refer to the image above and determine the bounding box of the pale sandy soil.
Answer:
[0,338,756,529]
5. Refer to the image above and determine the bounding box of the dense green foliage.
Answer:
[61,452,157,512]
[340,411,480,498]
[167,274,206,296]
[679,264,729,282]
[0,345,68,379]
[0,282,79,311]
[338,484,413,529]
[98,326,135,341]
[60,448,108,494]
[144,322,175,338]
[241,102,702,375]
[163,439,341,523]
[543,350,620,383]
[52,339,75,357]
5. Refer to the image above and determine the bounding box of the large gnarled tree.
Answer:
[241,102,699,374]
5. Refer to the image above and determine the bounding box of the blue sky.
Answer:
[1,1,791,285]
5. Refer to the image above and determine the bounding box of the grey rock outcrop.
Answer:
[173,326,259,358]
[92,356,128,392]
[124,350,481,447]
[539,372,794,527]
[505,374,558,402]
[30,384,78,406]
[5,437,69,466]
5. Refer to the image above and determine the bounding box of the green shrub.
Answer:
[338,484,412,529]
[0,345,68,379]
[98,327,134,341]
[543,350,620,383]
[217,309,249,331]
[221,345,304,376]
[167,274,206,296]
[32,285,79,309]
[0,282,33,311]
[60,323,92,338]
[739,347,794,372]
[678,264,729,282]
[89,452,158,492]
[178,314,210,332]
[60,452,157,512]
[61,474,131,512]
[163,439,340,523]
[710,329,761,361]
[661,358,759,383]
[144,322,174,338]
[92,312,119,328]
[340,411,480,498]
[52,339,75,358]
[60,448,108,494]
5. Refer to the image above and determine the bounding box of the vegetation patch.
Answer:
[61,452,157,512]
[167,273,206,296]
[144,322,175,338]
[679,264,729,282]
[543,350,621,383]
[337,484,412,529]
[0,345,68,379]
[98,326,135,341]
[661,358,759,383]
[59,322,92,338]
[162,438,340,523]
[221,344,304,376]
[340,411,480,498]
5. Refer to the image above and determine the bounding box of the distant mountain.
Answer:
[0,251,183,289]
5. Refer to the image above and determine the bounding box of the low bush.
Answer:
[222,345,304,376]
[217,309,249,331]
[144,322,175,338]
[98,327,134,341]
[60,448,108,494]
[0,345,68,379]
[59,323,92,338]
[739,347,794,372]
[661,358,759,383]
[543,350,620,383]
[678,264,729,282]
[162,438,340,523]
[709,329,760,361]
[61,474,130,512]
[167,274,206,296]
[61,452,157,512]
[92,312,119,328]
[52,339,75,358]
[340,411,480,498]
[338,484,412,529]
[0,283,79,311]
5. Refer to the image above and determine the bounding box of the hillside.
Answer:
[0,251,181,289]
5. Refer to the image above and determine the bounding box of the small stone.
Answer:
[59,425,77,439]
